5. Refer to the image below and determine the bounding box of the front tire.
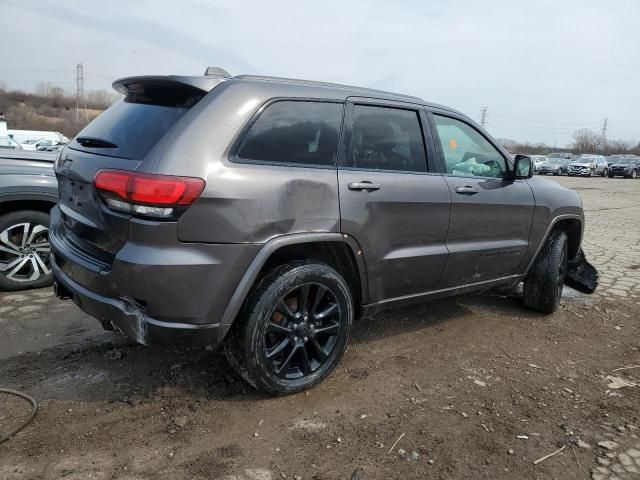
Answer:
[225,261,354,395]
[632,170,638,179]
[523,231,568,314]
[0,210,52,291]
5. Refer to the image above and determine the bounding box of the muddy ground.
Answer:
[1,176,639,480]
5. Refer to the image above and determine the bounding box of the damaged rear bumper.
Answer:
[565,248,598,294]
[52,258,228,348]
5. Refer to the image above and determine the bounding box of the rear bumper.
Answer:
[49,205,261,346]
[52,264,228,347]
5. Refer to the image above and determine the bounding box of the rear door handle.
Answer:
[455,186,479,195]
[348,181,380,191]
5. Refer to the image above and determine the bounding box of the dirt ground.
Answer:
[1,176,639,480]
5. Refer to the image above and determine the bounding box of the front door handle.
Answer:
[455,186,479,195]
[348,181,381,191]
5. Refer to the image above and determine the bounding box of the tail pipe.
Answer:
[565,248,598,294]
[53,281,71,300]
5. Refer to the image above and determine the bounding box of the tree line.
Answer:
[499,130,640,156]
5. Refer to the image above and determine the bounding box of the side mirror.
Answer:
[513,155,533,179]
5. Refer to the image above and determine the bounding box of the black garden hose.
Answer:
[0,388,38,444]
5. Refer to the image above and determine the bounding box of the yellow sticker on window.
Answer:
[449,139,457,149]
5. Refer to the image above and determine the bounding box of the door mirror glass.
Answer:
[514,155,533,179]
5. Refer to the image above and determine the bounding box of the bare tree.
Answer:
[6,103,41,129]
[86,89,119,109]
[572,129,600,154]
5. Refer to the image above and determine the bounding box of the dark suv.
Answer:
[0,150,56,290]
[51,69,596,394]
[608,157,639,178]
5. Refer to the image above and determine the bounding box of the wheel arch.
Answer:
[551,217,582,260]
[0,193,57,218]
[525,214,583,274]
[221,233,368,326]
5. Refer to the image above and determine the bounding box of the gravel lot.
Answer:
[1,175,639,480]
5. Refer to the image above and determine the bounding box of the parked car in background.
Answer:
[547,152,573,160]
[608,157,640,178]
[22,139,58,151]
[537,157,570,175]
[50,69,597,395]
[0,150,56,290]
[530,155,548,172]
[8,129,69,147]
[568,154,608,177]
[38,143,67,152]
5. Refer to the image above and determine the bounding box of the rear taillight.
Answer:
[93,169,205,219]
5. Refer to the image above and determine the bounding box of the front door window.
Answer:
[433,115,507,178]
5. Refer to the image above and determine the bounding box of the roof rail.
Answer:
[204,67,231,78]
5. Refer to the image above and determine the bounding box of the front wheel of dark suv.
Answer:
[225,261,354,395]
[522,230,568,314]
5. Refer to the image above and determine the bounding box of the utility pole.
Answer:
[600,118,608,154]
[75,63,87,126]
[480,106,488,128]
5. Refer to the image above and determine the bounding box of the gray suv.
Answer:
[51,69,596,394]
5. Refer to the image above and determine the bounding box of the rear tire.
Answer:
[602,168,608,177]
[523,230,568,314]
[0,210,52,291]
[225,260,353,395]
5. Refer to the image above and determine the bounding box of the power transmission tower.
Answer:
[600,118,608,153]
[480,106,488,128]
[75,63,88,126]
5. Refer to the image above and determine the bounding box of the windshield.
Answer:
[613,158,635,165]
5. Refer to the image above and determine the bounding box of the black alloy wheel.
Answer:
[225,261,353,395]
[263,283,341,379]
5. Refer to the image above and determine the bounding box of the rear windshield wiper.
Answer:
[76,137,118,148]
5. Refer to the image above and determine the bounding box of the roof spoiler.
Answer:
[112,75,226,96]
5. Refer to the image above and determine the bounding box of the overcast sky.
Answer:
[1,0,638,145]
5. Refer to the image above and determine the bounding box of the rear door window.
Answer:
[346,105,427,172]
[235,100,344,167]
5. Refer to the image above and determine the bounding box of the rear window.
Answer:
[235,100,344,167]
[69,87,201,160]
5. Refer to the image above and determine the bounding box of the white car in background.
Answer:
[21,139,56,151]
[509,154,548,172]
[530,155,548,172]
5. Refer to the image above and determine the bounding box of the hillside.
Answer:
[0,87,115,138]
